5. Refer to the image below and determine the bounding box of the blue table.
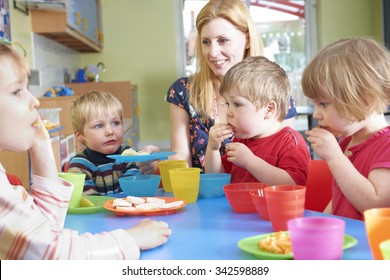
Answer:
[64,190,372,260]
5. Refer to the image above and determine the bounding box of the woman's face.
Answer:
[200,17,249,80]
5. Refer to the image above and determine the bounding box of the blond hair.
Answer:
[190,0,264,117]
[220,56,290,121]
[70,91,123,134]
[302,37,390,121]
[0,43,30,80]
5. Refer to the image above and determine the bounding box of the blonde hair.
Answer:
[190,0,264,117]
[220,56,290,121]
[70,91,123,134]
[302,37,390,121]
[0,43,30,81]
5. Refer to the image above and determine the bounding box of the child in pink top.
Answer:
[302,37,390,220]
[0,41,171,259]
[205,56,310,185]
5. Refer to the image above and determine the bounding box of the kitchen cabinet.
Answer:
[30,0,103,52]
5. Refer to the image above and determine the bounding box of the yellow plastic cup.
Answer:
[380,239,390,260]
[158,160,187,192]
[58,172,86,208]
[169,167,200,204]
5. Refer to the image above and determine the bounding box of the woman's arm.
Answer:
[169,104,192,167]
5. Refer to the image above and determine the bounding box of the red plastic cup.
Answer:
[264,185,306,231]
[249,186,269,220]
[288,217,345,260]
[364,208,390,259]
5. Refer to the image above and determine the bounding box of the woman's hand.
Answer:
[136,145,160,174]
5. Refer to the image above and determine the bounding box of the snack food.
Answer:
[258,231,292,255]
[112,196,184,212]
[121,148,137,156]
[121,148,150,156]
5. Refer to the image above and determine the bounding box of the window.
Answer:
[182,0,317,107]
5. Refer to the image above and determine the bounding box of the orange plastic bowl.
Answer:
[223,182,267,213]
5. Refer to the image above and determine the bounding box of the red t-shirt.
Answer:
[222,127,310,185]
[332,126,390,220]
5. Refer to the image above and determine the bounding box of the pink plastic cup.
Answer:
[249,186,269,220]
[288,217,345,260]
[264,185,306,231]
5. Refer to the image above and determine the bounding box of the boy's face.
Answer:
[224,91,268,139]
[0,57,40,152]
[76,111,123,155]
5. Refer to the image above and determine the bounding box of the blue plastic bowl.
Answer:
[198,173,231,198]
[119,175,160,197]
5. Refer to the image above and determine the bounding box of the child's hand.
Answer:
[126,218,171,250]
[226,142,253,169]
[305,127,341,160]
[136,145,160,174]
[208,124,233,150]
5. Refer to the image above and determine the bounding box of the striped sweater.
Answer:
[0,163,140,259]
[68,145,140,195]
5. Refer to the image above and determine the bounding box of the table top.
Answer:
[64,190,372,260]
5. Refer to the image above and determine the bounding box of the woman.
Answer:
[166,0,296,170]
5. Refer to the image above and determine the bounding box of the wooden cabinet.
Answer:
[31,0,103,52]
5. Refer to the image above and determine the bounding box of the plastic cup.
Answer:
[379,239,390,260]
[58,172,86,208]
[158,160,187,192]
[364,208,390,260]
[249,185,269,220]
[288,217,345,260]
[169,167,200,204]
[264,185,306,231]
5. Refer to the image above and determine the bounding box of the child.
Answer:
[205,56,310,185]
[0,41,171,259]
[68,90,159,195]
[302,37,390,220]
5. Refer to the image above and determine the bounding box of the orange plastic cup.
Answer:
[158,160,187,192]
[249,185,269,220]
[264,185,306,231]
[364,208,390,259]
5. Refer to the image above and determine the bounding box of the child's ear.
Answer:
[264,101,277,119]
[245,32,250,49]
[75,131,85,143]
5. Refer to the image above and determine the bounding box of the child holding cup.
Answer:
[205,56,310,185]
[0,41,171,259]
[302,37,390,220]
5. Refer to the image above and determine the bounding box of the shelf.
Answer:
[30,9,102,53]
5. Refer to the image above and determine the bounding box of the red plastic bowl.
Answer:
[223,182,267,213]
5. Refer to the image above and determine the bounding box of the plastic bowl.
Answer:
[198,173,231,199]
[119,174,160,197]
[223,182,266,213]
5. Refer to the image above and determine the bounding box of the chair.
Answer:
[305,160,333,212]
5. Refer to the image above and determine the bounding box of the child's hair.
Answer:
[70,90,124,134]
[0,42,30,80]
[220,56,290,121]
[301,37,390,122]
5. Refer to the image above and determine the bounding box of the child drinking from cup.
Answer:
[0,41,171,259]
[302,37,390,220]
[205,56,310,185]
[68,90,159,196]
